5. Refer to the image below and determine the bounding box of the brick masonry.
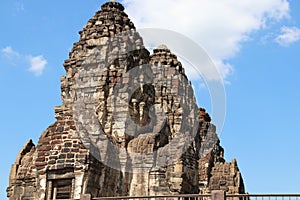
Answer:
[7,1,245,199]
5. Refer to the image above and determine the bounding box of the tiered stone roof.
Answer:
[7,1,245,199]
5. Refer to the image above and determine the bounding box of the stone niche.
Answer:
[7,1,245,199]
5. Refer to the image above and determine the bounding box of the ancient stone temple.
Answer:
[7,1,245,199]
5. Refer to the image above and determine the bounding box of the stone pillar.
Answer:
[80,194,91,200]
[211,190,225,200]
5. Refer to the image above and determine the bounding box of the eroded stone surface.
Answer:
[7,1,245,199]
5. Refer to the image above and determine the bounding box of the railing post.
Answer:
[80,194,92,200]
[211,190,226,200]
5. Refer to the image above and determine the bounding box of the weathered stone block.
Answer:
[7,1,245,200]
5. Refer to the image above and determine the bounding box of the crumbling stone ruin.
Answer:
[7,1,245,199]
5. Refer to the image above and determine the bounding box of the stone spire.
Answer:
[7,1,245,199]
[69,0,135,59]
[150,44,186,76]
[102,0,125,11]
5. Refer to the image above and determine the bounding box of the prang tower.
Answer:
[7,1,245,199]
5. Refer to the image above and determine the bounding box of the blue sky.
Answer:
[1,0,300,198]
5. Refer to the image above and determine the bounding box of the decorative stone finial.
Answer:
[153,44,171,53]
[101,0,124,11]
[157,44,169,50]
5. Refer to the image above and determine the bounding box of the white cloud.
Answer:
[122,0,290,81]
[1,46,20,59]
[2,46,47,76]
[275,26,300,47]
[14,2,25,12]
[28,55,47,76]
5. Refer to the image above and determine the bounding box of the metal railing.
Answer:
[227,194,300,200]
[93,194,211,199]
[77,193,300,200]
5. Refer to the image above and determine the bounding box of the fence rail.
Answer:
[77,192,300,200]
[227,194,300,200]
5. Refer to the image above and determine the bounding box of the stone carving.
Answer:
[7,1,245,199]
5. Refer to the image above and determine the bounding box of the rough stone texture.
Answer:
[7,140,37,199]
[7,1,245,199]
[209,159,245,194]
